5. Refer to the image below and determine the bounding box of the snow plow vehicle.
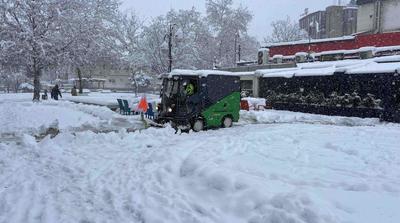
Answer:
[156,69,241,132]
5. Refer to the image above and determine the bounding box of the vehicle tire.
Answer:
[222,116,233,128]
[170,121,177,129]
[192,119,204,132]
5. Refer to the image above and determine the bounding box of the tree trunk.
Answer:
[76,67,83,94]
[135,80,139,97]
[32,69,41,101]
[15,79,19,93]
[132,72,138,96]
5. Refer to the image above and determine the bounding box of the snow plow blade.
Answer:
[145,118,165,128]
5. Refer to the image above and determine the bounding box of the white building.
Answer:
[80,65,132,91]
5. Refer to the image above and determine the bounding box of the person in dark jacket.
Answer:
[51,84,62,100]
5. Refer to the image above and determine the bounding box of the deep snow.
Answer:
[1,95,400,223]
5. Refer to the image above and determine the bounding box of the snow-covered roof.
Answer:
[283,55,295,59]
[272,55,284,59]
[168,69,235,78]
[344,6,358,10]
[255,68,299,78]
[373,55,400,63]
[257,56,400,78]
[295,52,308,56]
[230,71,257,77]
[376,45,400,52]
[312,46,400,57]
[345,62,400,74]
[264,36,355,47]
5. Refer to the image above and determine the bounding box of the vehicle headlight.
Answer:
[168,107,173,112]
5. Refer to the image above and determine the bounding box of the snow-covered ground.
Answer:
[1,94,400,223]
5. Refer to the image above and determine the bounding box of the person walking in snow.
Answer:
[51,84,62,100]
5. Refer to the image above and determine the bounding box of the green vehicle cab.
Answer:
[157,69,241,132]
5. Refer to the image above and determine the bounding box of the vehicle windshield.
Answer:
[163,79,178,98]
[163,77,197,98]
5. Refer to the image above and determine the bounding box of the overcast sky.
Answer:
[120,0,350,42]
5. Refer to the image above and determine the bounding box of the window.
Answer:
[240,80,253,97]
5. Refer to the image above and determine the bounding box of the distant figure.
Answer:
[41,89,48,100]
[51,84,62,100]
[71,86,78,96]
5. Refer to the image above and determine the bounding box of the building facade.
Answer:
[357,0,400,34]
[299,11,326,39]
[78,65,132,91]
[300,4,358,39]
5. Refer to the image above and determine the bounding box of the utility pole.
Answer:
[165,23,177,73]
[168,24,173,73]
[234,33,240,65]
[238,44,241,62]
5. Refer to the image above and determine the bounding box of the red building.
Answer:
[266,32,400,57]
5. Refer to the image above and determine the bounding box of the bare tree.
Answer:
[206,0,254,67]
[130,70,152,96]
[0,68,26,93]
[63,0,121,94]
[0,0,77,100]
[115,11,148,94]
[0,0,121,98]
[141,8,215,73]
[264,16,307,44]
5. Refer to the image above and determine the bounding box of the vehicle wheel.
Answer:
[222,116,233,128]
[170,121,177,129]
[192,119,204,132]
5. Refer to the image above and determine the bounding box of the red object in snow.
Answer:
[240,100,250,111]
[137,96,148,113]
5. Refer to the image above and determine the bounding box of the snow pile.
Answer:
[242,97,266,110]
[0,100,144,136]
[239,110,380,126]
[0,101,101,134]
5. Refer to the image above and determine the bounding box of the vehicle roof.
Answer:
[168,69,237,78]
